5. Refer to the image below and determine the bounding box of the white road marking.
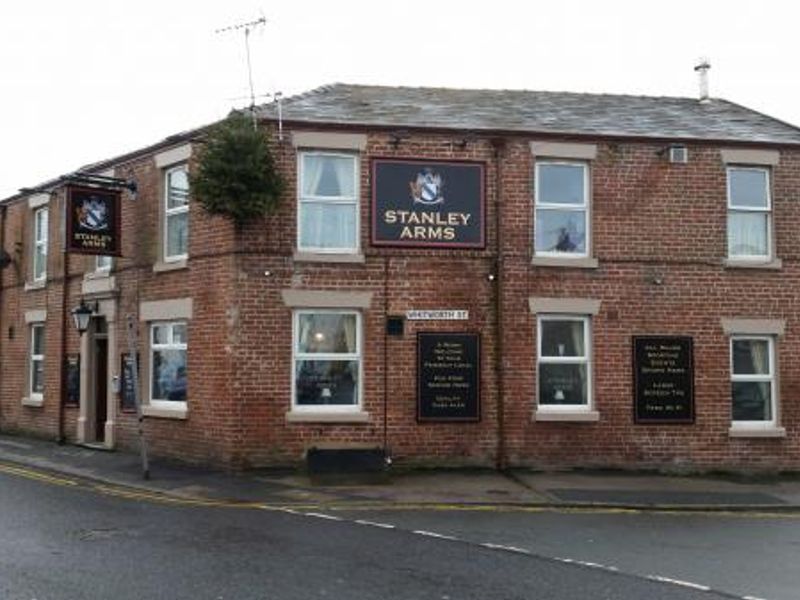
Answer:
[304,512,343,521]
[413,530,459,541]
[354,519,395,529]
[646,575,710,591]
[742,596,770,600]
[480,542,531,554]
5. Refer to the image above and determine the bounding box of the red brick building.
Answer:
[1,84,799,471]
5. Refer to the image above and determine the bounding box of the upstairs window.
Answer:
[298,152,358,252]
[727,167,771,260]
[534,162,589,257]
[33,206,48,282]
[164,166,189,261]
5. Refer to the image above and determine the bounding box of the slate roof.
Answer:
[257,83,800,145]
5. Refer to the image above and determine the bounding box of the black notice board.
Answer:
[64,354,80,406]
[633,336,694,423]
[417,333,480,422]
[120,353,139,412]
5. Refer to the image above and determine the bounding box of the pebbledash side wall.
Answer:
[1,122,798,471]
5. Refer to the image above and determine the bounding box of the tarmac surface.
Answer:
[0,433,798,512]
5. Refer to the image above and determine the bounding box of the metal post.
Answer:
[126,314,149,479]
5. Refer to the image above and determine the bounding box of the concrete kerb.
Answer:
[1,450,799,514]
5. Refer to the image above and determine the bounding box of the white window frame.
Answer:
[95,255,113,273]
[164,165,189,263]
[726,166,772,261]
[291,309,363,412]
[32,206,48,282]
[536,314,592,411]
[29,323,45,401]
[149,321,188,409]
[730,335,777,428]
[297,151,360,254]
[534,161,590,259]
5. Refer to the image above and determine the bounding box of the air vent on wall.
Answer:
[669,145,688,163]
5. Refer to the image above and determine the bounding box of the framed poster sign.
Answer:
[65,185,122,256]
[120,353,139,412]
[64,354,80,406]
[417,332,480,422]
[633,336,694,423]
[372,159,485,248]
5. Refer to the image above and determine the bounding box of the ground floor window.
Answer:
[292,310,361,410]
[150,321,187,405]
[537,315,591,409]
[29,323,45,399]
[731,336,775,425]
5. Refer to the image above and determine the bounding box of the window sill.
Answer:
[293,251,365,264]
[728,426,786,438]
[285,410,370,424]
[24,280,46,292]
[531,256,599,269]
[21,396,44,408]
[723,258,782,270]
[153,259,188,273]
[142,404,188,420]
[82,274,117,295]
[535,409,600,422]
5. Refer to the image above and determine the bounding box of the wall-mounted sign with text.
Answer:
[65,186,122,256]
[406,310,469,321]
[372,159,485,248]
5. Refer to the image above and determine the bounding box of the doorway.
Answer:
[92,317,108,444]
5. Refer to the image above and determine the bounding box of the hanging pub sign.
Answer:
[65,186,122,256]
[372,159,485,248]
[417,332,480,422]
[633,336,694,423]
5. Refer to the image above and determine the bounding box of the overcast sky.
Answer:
[1,0,798,198]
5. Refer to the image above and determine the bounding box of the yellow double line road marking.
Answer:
[0,462,79,488]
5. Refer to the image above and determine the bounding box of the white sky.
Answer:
[1,0,798,198]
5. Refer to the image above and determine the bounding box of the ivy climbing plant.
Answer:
[190,111,285,227]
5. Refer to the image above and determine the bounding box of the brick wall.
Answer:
[1,124,798,472]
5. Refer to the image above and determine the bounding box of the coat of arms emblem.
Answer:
[76,197,108,231]
[409,169,444,205]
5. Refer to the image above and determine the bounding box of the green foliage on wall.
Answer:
[190,111,285,226]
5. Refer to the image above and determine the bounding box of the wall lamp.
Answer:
[71,299,98,335]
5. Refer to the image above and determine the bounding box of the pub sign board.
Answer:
[65,185,122,256]
[417,332,480,422]
[633,336,694,424]
[64,354,80,407]
[120,353,139,412]
[372,159,485,248]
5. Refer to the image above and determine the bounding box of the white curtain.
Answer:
[728,212,767,256]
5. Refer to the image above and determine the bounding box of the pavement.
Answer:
[1,432,799,511]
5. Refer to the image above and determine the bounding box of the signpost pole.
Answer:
[126,314,150,479]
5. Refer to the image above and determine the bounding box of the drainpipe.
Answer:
[57,191,68,444]
[0,204,6,428]
[491,138,507,470]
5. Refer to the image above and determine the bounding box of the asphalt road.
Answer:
[0,471,793,600]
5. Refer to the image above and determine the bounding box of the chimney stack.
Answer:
[694,58,711,103]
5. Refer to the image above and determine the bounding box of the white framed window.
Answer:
[95,255,113,273]
[29,323,45,400]
[292,310,361,411]
[33,206,48,282]
[727,167,771,260]
[297,152,359,253]
[164,165,189,262]
[537,315,591,410]
[534,161,589,258]
[730,336,776,427]
[149,321,187,407]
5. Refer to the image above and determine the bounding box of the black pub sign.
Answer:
[417,332,480,422]
[633,336,694,423]
[372,159,485,248]
[65,186,122,256]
